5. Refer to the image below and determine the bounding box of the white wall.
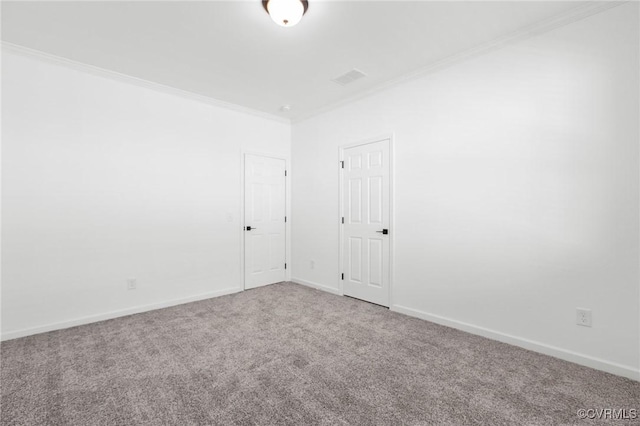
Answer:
[1,49,291,339]
[291,4,639,379]
[2,2,638,381]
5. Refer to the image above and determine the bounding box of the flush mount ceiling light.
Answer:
[263,0,309,27]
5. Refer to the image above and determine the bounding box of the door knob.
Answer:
[376,229,389,235]
[245,226,257,231]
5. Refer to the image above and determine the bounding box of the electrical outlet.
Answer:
[576,308,592,327]
[310,260,315,269]
[127,278,137,290]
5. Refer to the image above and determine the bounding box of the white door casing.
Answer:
[341,138,391,307]
[244,154,286,290]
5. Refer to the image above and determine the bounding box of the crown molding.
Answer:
[2,1,626,126]
[1,41,290,125]
[291,1,628,124]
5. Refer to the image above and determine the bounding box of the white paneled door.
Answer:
[244,154,286,290]
[342,139,391,307]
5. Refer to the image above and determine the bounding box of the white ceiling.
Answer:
[2,1,591,121]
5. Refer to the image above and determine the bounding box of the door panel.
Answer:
[368,238,383,287]
[245,155,286,289]
[349,178,362,223]
[369,176,382,224]
[342,139,390,306]
[349,237,362,282]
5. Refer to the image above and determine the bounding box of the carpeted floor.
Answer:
[1,282,638,425]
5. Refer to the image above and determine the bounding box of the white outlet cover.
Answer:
[576,308,592,327]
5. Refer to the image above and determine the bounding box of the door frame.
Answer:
[338,134,395,306]
[240,151,289,291]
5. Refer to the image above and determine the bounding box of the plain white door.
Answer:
[342,139,391,306]
[244,154,286,289]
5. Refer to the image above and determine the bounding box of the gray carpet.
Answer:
[1,282,638,425]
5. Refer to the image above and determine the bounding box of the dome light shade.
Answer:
[263,0,309,27]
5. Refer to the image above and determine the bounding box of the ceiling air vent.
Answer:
[332,69,367,86]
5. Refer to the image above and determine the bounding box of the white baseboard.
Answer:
[0,286,241,341]
[392,304,639,381]
[290,277,639,380]
[291,277,342,296]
